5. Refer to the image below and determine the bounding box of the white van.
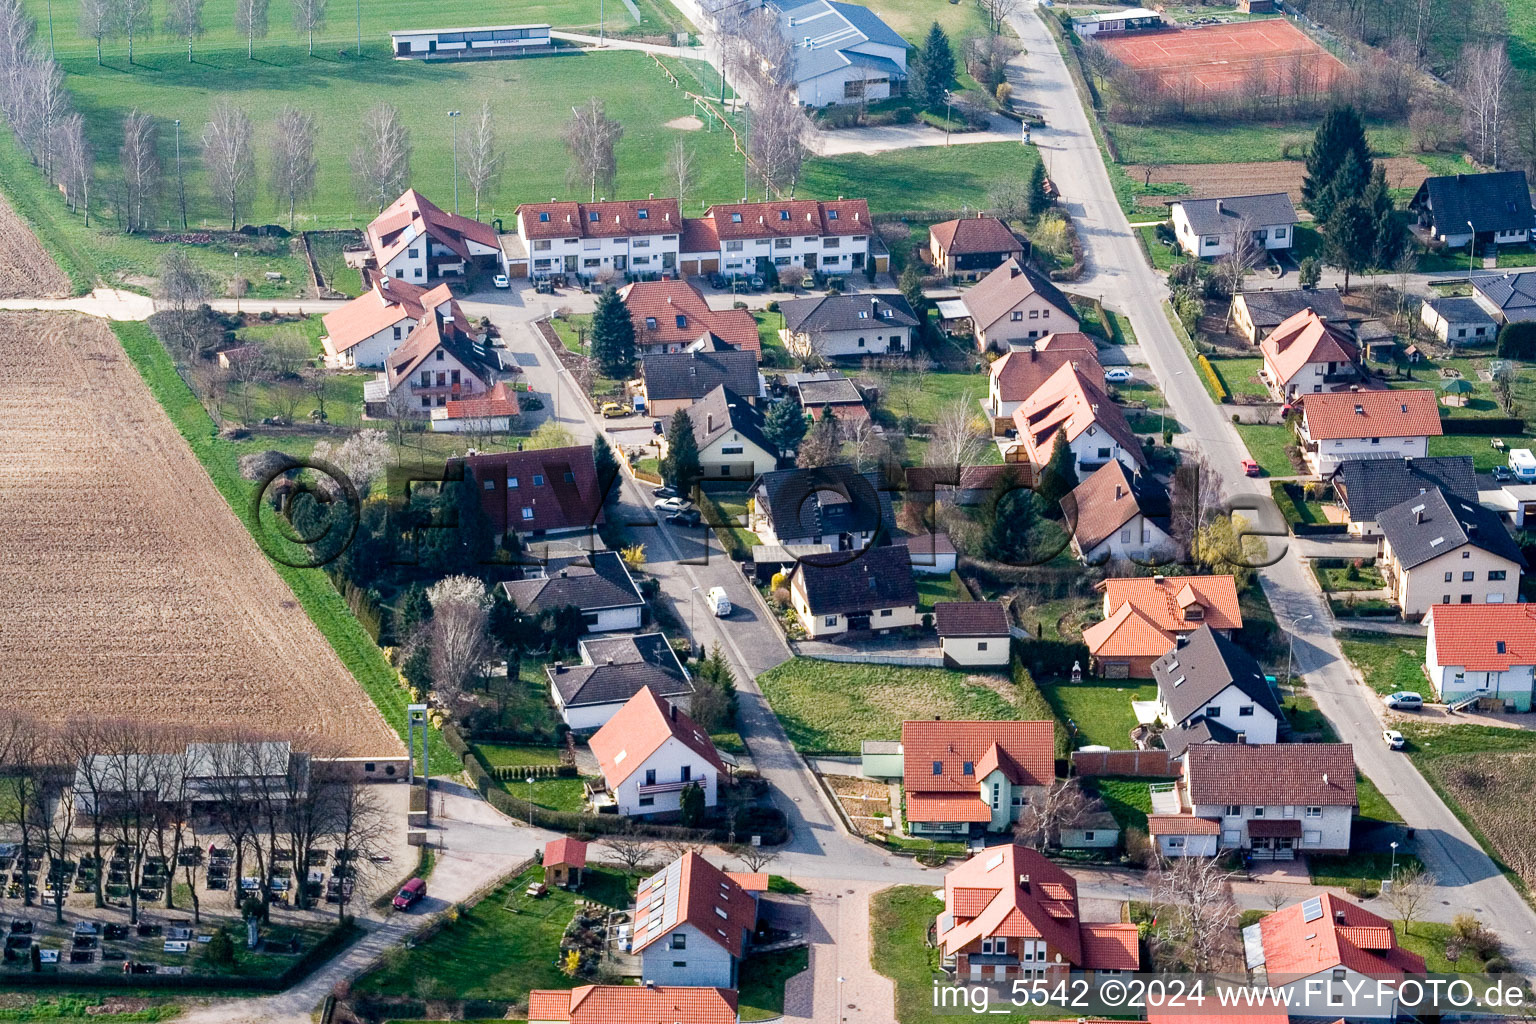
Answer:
[706,586,732,617]
[1512,448,1536,482]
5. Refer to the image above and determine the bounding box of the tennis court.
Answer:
[1097,19,1347,96]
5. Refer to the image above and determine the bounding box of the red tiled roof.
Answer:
[938,845,1086,964]
[322,279,456,355]
[1145,814,1219,835]
[518,198,683,240]
[440,381,519,420]
[680,215,720,254]
[1148,996,1289,1024]
[933,601,1010,637]
[952,887,997,917]
[526,984,738,1024]
[1260,308,1359,387]
[1012,362,1147,469]
[901,720,1054,796]
[618,280,760,353]
[989,337,1104,403]
[906,792,992,823]
[1080,922,1141,970]
[1301,388,1443,440]
[1082,601,1175,660]
[457,445,606,537]
[1185,744,1356,806]
[930,215,1024,257]
[1258,893,1425,978]
[702,198,870,240]
[1100,575,1243,632]
[725,872,769,892]
[1426,603,1536,671]
[631,853,756,959]
[366,188,498,268]
[544,837,588,869]
[589,687,724,788]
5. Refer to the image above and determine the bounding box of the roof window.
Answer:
[638,208,649,219]
[538,211,549,222]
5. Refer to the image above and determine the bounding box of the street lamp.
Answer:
[526,775,536,823]
[1284,613,1313,688]
[1389,840,1399,879]
[690,586,701,657]
[1160,370,1183,438]
[944,91,953,147]
[1467,219,1477,280]
[554,365,568,420]
[448,110,462,215]
[173,119,185,230]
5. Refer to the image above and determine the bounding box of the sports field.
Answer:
[1097,19,1347,97]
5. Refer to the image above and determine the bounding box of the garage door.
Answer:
[701,258,719,274]
[970,964,984,981]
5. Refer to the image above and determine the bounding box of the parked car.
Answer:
[1104,368,1134,383]
[708,273,728,289]
[1241,458,1261,477]
[392,877,426,911]
[493,274,510,289]
[600,402,628,418]
[653,420,664,435]
[667,508,702,527]
[707,586,732,617]
[1383,729,1405,750]
[1383,691,1424,711]
[652,485,678,500]
[748,274,766,291]
[654,496,692,515]
[1493,465,1515,482]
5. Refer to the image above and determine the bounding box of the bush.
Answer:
[766,300,779,313]
[995,82,1013,105]
[1198,355,1229,403]
[1346,879,1379,899]
[1122,827,1153,868]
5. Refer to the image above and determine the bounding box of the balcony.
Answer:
[1149,782,1182,816]
[637,779,696,796]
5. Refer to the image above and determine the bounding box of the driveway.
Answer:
[808,113,1028,156]
[1005,0,1536,969]
[782,882,895,1024]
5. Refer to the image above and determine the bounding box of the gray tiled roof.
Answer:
[779,293,918,334]
[749,464,894,542]
[1159,716,1240,757]
[1152,624,1281,730]
[795,375,864,406]
[1472,272,1536,318]
[642,350,760,403]
[1414,171,1535,235]
[690,385,774,454]
[1237,287,1348,330]
[790,544,917,615]
[501,550,643,616]
[1376,487,1526,570]
[1426,296,1498,326]
[1333,456,1478,523]
[550,633,693,709]
[777,0,909,84]
[1174,193,1298,236]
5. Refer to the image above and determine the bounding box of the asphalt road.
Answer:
[1007,0,1536,967]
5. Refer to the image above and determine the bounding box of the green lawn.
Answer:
[1137,224,1187,272]
[1084,775,1157,834]
[871,886,950,1024]
[756,659,1021,755]
[219,371,369,429]
[1383,354,1536,421]
[1354,772,1403,824]
[738,947,809,1022]
[1041,679,1155,749]
[307,231,365,296]
[864,0,990,44]
[915,573,966,611]
[1395,921,1495,972]
[754,311,795,369]
[356,865,623,1002]
[1108,120,1409,166]
[1428,432,1536,472]
[472,743,564,767]
[1234,422,1294,477]
[1314,563,1385,591]
[1338,630,1427,696]
[878,368,989,427]
[550,313,592,355]
[236,314,326,355]
[803,143,1042,216]
[497,776,590,814]
[1207,357,1269,398]
[1310,851,1424,889]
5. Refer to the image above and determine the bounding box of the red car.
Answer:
[1241,458,1261,477]
[392,877,426,911]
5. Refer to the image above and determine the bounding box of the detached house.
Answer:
[515,197,683,280]
[933,602,1012,668]
[1296,388,1442,475]
[1332,455,1477,538]
[787,544,918,637]
[459,445,606,541]
[630,853,757,988]
[1084,574,1242,678]
[1472,270,1536,325]
[678,199,876,278]
[1260,308,1360,400]
[929,215,1025,279]
[961,258,1079,352]
[1148,743,1356,859]
[687,385,778,481]
[640,350,762,419]
[502,550,645,636]
[588,688,724,818]
[528,986,737,1024]
[1008,362,1147,476]
[1229,287,1349,345]
[748,464,893,548]
[936,845,1140,983]
[901,719,1055,837]
[1152,624,1282,756]
[985,333,1103,427]
[619,280,760,358]
[365,188,502,284]
[778,292,919,359]
[1377,487,1525,618]
[1059,460,1173,565]
[369,312,499,413]
[1243,895,1425,1019]
[321,279,463,369]
[1169,193,1297,259]
[1409,170,1534,248]
[1424,602,1536,711]
[549,633,692,730]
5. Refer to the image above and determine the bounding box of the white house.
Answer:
[515,198,683,281]
[1242,895,1425,1019]
[1260,308,1360,401]
[365,312,499,414]
[1008,362,1148,476]
[1151,625,1282,756]
[588,687,724,817]
[503,551,645,636]
[1409,170,1534,248]
[788,544,919,638]
[1148,744,1356,860]
[1296,388,1442,475]
[1376,487,1526,618]
[775,0,910,108]
[631,854,757,989]
[365,189,503,284]
[1424,603,1536,711]
[900,719,1055,836]
[687,385,779,482]
[1071,7,1165,35]
[933,601,1011,669]
[1420,296,1498,347]
[548,634,692,732]
[679,199,876,279]
[1169,193,1297,259]
[777,292,919,359]
[320,279,460,369]
[960,258,1080,353]
[1059,460,1172,565]
[390,23,551,59]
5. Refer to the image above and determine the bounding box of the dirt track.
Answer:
[0,192,70,299]
[1130,156,1432,209]
[0,313,403,757]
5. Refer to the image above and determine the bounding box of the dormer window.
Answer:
[779,210,790,221]
[646,317,657,329]
[829,209,839,220]
[588,211,599,222]
[638,208,649,219]
[1184,604,1204,621]
[538,211,550,222]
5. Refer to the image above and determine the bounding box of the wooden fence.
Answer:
[1070,749,1177,777]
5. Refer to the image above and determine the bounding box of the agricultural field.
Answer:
[0,311,401,757]
[0,190,70,298]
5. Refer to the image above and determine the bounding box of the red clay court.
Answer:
[1096,19,1348,96]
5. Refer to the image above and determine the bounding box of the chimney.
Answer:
[1175,634,1188,649]
[1236,732,1246,744]
[1018,874,1031,892]
[1091,403,1099,414]
[1413,504,1425,524]
[1217,199,1225,214]
[667,295,673,304]
[1010,265,1021,278]
[670,703,679,721]
[707,413,715,432]
[649,192,655,199]
[1322,772,1330,786]
[1335,909,1348,924]
[559,569,568,578]
[1153,574,1165,584]
[606,655,615,665]
[1115,484,1124,499]
[1457,172,1466,184]
[803,35,811,46]
[554,661,565,673]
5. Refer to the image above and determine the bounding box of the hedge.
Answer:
[696,489,751,562]
[1197,355,1230,403]
[1441,416,1526,435]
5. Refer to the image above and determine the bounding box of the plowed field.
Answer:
[0,312,402,757]
[1129,157,1432,209]
[0,192,70,298]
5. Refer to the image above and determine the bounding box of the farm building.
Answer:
[390,23,552,59]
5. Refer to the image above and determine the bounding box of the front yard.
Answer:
[1337,630,1427,696]
[1314,562,1386,592]
[1206,356,1270,399]
[1234,422,1295,477]
[738,948,809,1022]
[871,886,949,1024]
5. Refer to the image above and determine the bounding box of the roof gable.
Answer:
[1301,388,1442,440]
[962,257,1076,333]
[642,350,760,402]
[620,280,760,352]
[589,687,724,787]
[1333,456,1476,521]
[1174,192,1298,235]
[990,338,1105,402]
[1260,308,1358,384]
[1153,624,1280,727]
[1013,363,1147,468]
[1060,460,1169,553]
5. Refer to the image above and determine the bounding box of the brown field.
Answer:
[0,312,402,757]
[1097,20,1346,97]
[0,192,70,299]
[1130,157,1432,209]
[1433,751,1536,888]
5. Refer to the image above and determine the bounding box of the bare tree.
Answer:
[1219,217,1265,328]
[350,102,411,212]
[988,177,1030,225]
[12,57,67,182]
[1460,41,1513,168]
[462,98,501,220]
[260,323,310,377]
[748,86,808,199]
[119,108,161,234]
[602,831,652,872]
[974,0,1020,35]
[59,111,93,226]
[1013,779,1090,851]
[97,719,165,924]
[120,0,153,64]
[289,0,326,56]
[202,99,255,230]
[925,395,987,469]
[664,138,696,209]
[1149,856,1238,973]
[1384,863,1436,934]
[1265,887,1289,914]
[733,845,779,873]
[326,775,391,921]
[77,0,117,64]
[61,719,111,907]
[426,576,493,703]
[268,105,317,229]
[155,248,215,359]
[739,6,792,89]
[39,776,75,924]
[164,0,205,61]
[563,98,623,203]
[0,716,47,909]
[234,0,269,59]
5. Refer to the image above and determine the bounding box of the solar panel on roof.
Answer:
[1301,896,1323,922]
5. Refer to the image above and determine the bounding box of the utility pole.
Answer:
[174,119,186,230]
[449,110,461,214]
[600,0,605,45]
[356,0,362,56]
